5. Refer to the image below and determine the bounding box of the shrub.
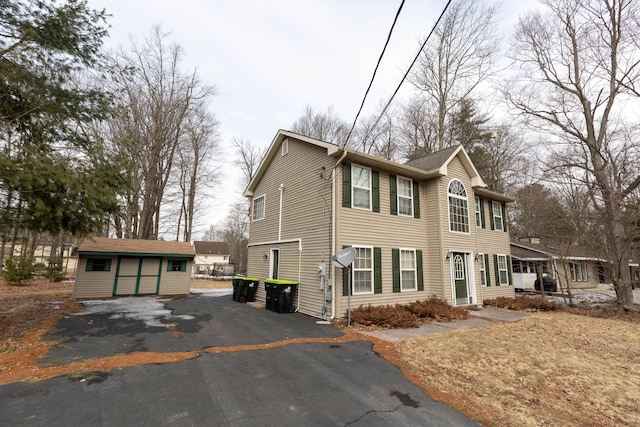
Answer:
[2,257,35,286]
[483,296,564,311]
[406,296,470,322]
[349,297,469,328]
[350,304,420,328]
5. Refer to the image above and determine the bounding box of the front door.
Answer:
[452,252,471,306]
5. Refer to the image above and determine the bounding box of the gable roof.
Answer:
[245,130,497,197]
[78,237,195,257]
[193,241,230,255]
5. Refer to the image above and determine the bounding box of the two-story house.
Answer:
[192,241,232,276]
[244,130,515,320]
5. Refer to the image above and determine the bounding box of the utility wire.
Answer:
[356,0,453,153]
[341,0,406,149]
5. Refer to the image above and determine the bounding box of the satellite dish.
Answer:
[332,247,356,269]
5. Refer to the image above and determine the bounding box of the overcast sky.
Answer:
[86,0,536,234]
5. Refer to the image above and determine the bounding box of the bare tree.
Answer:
[232,136,265,193]
[506,0,640,307]
[410,0,500,151]
[291,105,349,144]
[397,95,439,160]
[221,201,249,274]
[174,101,222,242]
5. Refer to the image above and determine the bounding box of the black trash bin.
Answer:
[232,276,245,301]
[264,279,298,313]
[240,277,259,303]
[264,280,276,311]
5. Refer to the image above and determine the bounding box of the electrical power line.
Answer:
[341,0,406,149]
[352,0,453,153]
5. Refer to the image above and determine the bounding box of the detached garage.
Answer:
[74,237,195,299]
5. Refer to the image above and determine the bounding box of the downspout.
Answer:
[330,149,348,320]
[296,238,302,312]
[278,183,284,241]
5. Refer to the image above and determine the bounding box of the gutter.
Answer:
[330,148,348,320]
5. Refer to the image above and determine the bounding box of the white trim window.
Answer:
[353,246,373,294]
[282,138,288,156]
[570,261,588,281]
[400,249,417,291]
[448,179,469,233]
[492,201,504,231]
[478,253,487,286]
[497,254,509,285]
[252,194,265,221]
[475,197,482,227]
[352,165,372,210]
[397,176,413,217]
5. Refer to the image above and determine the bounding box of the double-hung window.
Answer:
[352,246,373,294]
[478,254,487,286]
[492,201,504,231]
[496,255,509,285]
[448,180,469,233]
[352,165,372,210]
[252,195,265,221]
[397,177,413,217]
[400,249,417,291]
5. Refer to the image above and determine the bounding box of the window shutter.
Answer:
[342,245,350,296]
[389,175,397,215]
[374,247,382,294]
[105,259,112,271]
[416,249,424,291]
[494,254,500,286]
[484,254,491,286]
[372,170,380,212]
[342,163,351,207]
[489,201,495,230]
[413,181,420,218]
[86,258,94,271]
[392,248,400,292]
[480,198,485,228]
[507,256,513,285]
[502,202,508,232]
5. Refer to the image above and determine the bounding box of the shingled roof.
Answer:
[192,241,230,255]
[78,237,194,257]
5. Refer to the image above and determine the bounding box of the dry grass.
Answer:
[397,312,640,426]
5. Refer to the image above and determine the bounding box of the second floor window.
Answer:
[492,201,504,231]
[252,195,265,221]
[352,165,372,210]
[397,177,413,217]
[448,179,469,233]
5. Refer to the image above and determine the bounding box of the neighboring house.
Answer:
[510,239,620,291]
[1,241,78,273]
[243,130,515,320]
[74,237,195,298]
[192,241,233,276]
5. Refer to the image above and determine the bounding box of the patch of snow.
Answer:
[190,288,233,298]
[74,297,194,328]
[545,286,640,306]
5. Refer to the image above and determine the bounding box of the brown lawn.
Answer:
[1,279,639,426]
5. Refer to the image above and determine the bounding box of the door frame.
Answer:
[448,250,476,306]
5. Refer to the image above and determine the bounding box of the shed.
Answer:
[73,237,195,298]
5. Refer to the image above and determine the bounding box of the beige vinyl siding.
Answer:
[472,185,514,301]
[247,138,337,318]
[335,166,432,314]
[73,256,117,298]
[159,259,192,295]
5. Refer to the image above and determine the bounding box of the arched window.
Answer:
[448,180,469,233]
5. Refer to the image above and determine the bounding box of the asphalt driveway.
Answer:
[0,294,479,426]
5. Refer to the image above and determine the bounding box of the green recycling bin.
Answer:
[264,279,298,313]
